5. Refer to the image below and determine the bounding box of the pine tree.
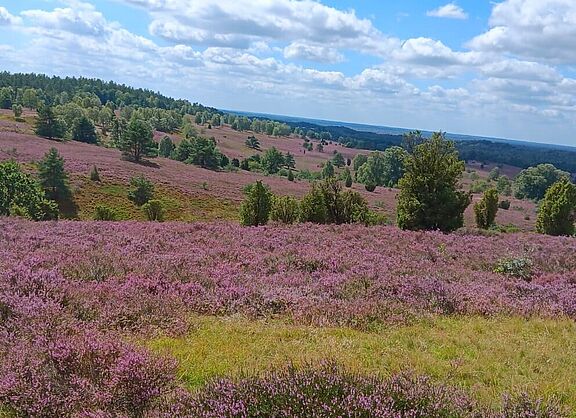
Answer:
[322,161,335,178]
[397,132,471,232]
[38,148,70,201]
[35,105,65,140]
[158,135,175,158]
[72,116,98,144]
[240,181,273,226]
[119,115,156,163]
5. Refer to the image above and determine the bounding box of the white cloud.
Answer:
[121,0,399,56]
[22,2,109,37]
[426,3,468,20]
[469,0,576,64]
[283,41,344,63]
[0,6,22,26]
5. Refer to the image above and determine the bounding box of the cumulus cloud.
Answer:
[469,0,576,64]
[283,42,344,63]
[121,0,399,56]
[426,3,468,20]
[0,6,22,26]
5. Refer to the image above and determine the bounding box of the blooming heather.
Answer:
[0,218,571,415]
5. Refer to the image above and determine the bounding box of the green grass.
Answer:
[149,315,576,412]
[72,178,239,221]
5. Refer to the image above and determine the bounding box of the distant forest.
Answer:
[1,72,575,173]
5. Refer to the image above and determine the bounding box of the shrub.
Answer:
[493,256,534,281]
[499,200,511,210]
[94,205,118,221]
[474,189,499,229]
[287,169,295,182]
[0,328,177,417]
[240,181,273,226]
[0,160,58,221]
[128,176,154,206]
[182,363,559,417]
[142,199,164,222]
[300,183,327,224]
[536,178,576,236]
[364,181,376,192]
[90,165,101,182]
[271,195,300,224]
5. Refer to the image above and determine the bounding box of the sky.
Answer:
[0,0,575,146]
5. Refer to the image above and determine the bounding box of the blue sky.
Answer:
[0,0,575,146]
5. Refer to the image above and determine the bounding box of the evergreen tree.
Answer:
[72,115,98,144]
[35,105,65,140]
[344,168,353,188]
[287,169,295,182]
[474,189,499,229]
[37,148,70,202]
[128,176,154,206]
[262,147,285,174]
[158,135,175,158]
[12,104,22,118]
[397,132,471,232]
[245,135,261,150]
[536,178,576,236]
[322,161,335,178]
[240,181,273,226]
[284,152,296,169]
[332,152,345,168]
[119,115,156,163]
[300,183,327,224]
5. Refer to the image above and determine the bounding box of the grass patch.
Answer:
[73,178,238,221]
[149,315,576,411]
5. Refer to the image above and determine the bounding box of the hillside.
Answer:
[0,109,537,229]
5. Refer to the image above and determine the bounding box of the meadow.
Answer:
[0,219,574,415]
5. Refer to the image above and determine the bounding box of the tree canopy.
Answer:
[397,132,471,232]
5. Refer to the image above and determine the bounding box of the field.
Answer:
[0,110,538,229]
[0,219,575,415]
[0,109,571,416]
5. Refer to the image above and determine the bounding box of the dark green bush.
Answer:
[127,176,154,206]
[142,199,164,222]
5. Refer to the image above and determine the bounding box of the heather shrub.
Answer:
[474,189,499,229]
[494,256,534,281]
[240,181,273,226]
[142,199,164,222]
[271,195,300,224]
[94,204,118,221]
[181,363,560,418]
[128,176,154,206]
[536,178,576,236]
[0,327,178,417]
